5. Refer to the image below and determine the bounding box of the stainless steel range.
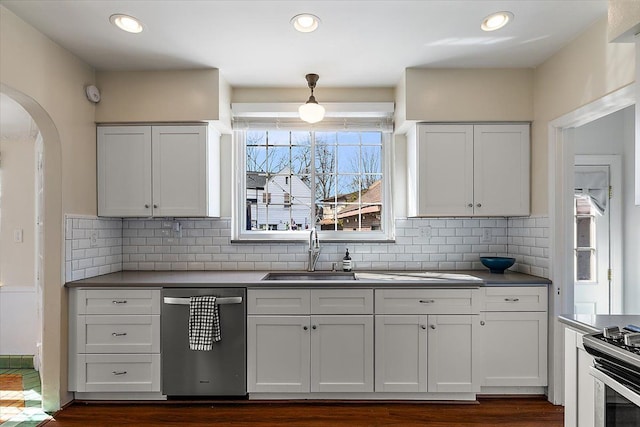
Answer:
[583,325,640,427]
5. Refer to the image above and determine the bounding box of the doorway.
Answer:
[0,93,47,422]
[572,157,622,315]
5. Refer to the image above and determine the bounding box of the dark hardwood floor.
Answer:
[41,396,563,426]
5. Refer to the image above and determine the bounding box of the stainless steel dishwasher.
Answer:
[161,287,246,397]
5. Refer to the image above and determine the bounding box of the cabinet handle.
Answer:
[145,204,149,208]
[467,203,473,208]
[476,203,482,208]
[430,325,436,330]
[303,326,308,331]
[153,204,158,209]
[419,299,435,304]
[421,325,427,330]
[504,298,520,302]
[480,321,485,326]
[312,325,317,330]
[112,300,128,304]
[112,332,127,337]
[112,371,127,376]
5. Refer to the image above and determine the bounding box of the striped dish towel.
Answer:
[188,296,221,351]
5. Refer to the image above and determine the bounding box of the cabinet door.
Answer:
[247,316,310,393]
[416,124,474,216]
[375,315,427,392]
[479,311,547,387]
[97,126,152,217]
[427,314,479,392]
[311,315,374,392]
[152,126,208,217]
[473,124,530,216]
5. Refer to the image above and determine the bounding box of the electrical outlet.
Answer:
[162,221,173,228]
[481,228,492,243]
[13,229,23,243]
[90,230,99,247]
[420,226,432,239]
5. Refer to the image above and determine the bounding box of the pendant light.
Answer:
[299,74,325,123]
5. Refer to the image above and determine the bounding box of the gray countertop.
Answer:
[66,269,551,288]
[559,314,640,334]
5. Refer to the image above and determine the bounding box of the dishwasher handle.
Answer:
[163,296,243,306]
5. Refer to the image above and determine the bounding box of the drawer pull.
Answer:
[112,332,127,337]
[430,325,436,330]
[112,371,127,376]
[421,325,427,330]
[112,300,128,304]
[504,298,520,302]
[419,299,435,304]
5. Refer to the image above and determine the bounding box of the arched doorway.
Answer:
[0,83,64,413]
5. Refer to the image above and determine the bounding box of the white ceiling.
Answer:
[1,0,607,88]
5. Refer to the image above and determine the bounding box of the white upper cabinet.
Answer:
[97,126,152,217]
[98,124,220,217]
[407,123,530,217]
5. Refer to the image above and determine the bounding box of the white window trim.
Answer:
[231,130,395,243]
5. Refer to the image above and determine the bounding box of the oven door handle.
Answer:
[589,366,640,407]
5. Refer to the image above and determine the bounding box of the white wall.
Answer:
[573,105,640,313]
[1,5,96,411]
[0,94,39,356]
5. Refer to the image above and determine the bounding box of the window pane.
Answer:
[337,145,360,174]
[316,174,336,202]
[576,217,592,247]
[361,131,382,145]
[360,146,382,174]
[576,250,594,281]
[337,132,360,145]
[246,146,268,172]
[314,143,336,174]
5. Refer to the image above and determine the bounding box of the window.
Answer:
[236,129,391,240]
[574,196,596,282]
[262,192,271,205]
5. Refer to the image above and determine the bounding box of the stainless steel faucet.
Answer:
[307,228,321,272]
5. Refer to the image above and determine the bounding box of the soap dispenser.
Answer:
[342,248,352,272]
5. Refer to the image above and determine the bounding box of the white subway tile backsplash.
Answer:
[64,215,550,281]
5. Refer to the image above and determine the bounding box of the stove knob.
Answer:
[623,333,640,347]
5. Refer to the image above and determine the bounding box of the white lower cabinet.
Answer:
[247,289,374,394]
[69,288,162,396]
[75,354,161,393]
[375,314,479,393]
[311,315,374,392]
[375,315,427,392]
[564,326,596,427]
[247,316,310,393]
[478,286,548,390]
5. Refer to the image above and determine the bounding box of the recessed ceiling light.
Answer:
[481,11,514,32]
[109,14,144,34]
[291,13,320,33]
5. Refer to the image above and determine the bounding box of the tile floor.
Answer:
[0,369,49,427]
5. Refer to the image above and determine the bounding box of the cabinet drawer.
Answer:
[375,289,479,314]
[248,289,311,315]
[77,315,160,354]
[481,286,548,312]
[311,289,373,314]
[75,289,161,315]
[75,354,160,392]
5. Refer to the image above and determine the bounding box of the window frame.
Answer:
[232,130,394,242]
[574,196,597,284]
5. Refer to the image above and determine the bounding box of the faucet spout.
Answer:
[307,228,321,271]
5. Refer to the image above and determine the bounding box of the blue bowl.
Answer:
[480,257,515,274]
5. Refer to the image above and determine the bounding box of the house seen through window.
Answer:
[244,130,384,235]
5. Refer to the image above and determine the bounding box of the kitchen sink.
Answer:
[262,272,357,281]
